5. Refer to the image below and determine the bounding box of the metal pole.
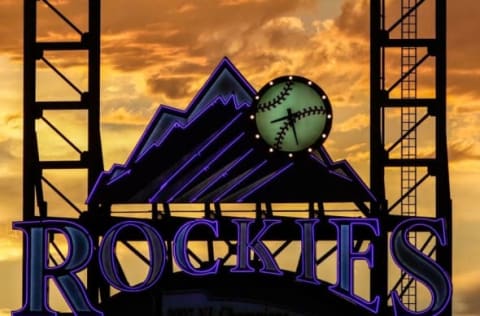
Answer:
[435,1,452,315]
[23,0,36,220]
[370,0,389,313]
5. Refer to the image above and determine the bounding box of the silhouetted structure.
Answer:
[22,1,451,315]
[370,0,451,314]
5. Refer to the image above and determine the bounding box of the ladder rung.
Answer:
[37,101,89,110]
[382,98,435,107]
[37,41,87,51]
[40,160,88,169]
[381,38,436,48]
[385,158,435,167]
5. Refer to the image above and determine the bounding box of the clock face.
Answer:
[252,76,333,154]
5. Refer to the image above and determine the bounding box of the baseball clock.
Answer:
[251,76,333,155]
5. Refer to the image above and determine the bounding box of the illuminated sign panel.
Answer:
[252,75,332,154]
[14,58,452,316]
[12,217,451,316]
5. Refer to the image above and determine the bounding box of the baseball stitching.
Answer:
[273,105,327,150]
[256,81,294,113]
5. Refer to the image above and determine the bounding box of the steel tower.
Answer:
[23,0,103,308]
[370,0,451,314]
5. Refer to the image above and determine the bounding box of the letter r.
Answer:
[12,220,102,316]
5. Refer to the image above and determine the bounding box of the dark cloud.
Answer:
[102,43,179,72]
[98,0,318,71]
[146,75,196,99]
[101,0,315,34]
[101,94,156,125]
[164,61,210,75]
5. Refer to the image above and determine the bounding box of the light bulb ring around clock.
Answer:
[251,75,333,156]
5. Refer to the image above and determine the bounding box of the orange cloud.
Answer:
[102,107,151,126]
[448,140,480,163]
[335,113,370,132]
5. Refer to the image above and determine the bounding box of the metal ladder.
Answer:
[400,0,418,311]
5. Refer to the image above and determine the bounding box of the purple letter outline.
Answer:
[12,220,102,316]
[173,219,221,276]
[390,218,452,316]
[328,218,380,314]
[295,219,321,285]
[99,221,166,292]
[230,219,282,275]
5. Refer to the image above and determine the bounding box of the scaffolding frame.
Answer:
[21,0,452,315]
[370,0,452,314]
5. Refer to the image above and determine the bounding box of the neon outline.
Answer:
[172,219,220,276]
[98,102,244,194]
[230,219,283,276]
[12,217,453,316]
[390,218,452,316]
[98,221,166,293]
[237,162,294,202]
[130,57,255,165]
[87,57,256,204]
[213,159,268,202]
[189,148,254,202]
[147,113,244,202]
[163,132,246,203]
[106,169,132,186]
[135,94,248,164]
[295,219,322,285]
[12,220,102,316]
[328,218,380,314]
[87,62,378,207]
[310,148,377,203]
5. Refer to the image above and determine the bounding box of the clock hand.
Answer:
[270,109,301,123]
[287,108,299,145]
[270,109,299,145]
[270,114,290,124]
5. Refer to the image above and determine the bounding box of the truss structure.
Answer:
[23,0,104,305]
[21,0,451,315]
[370,0,451,314]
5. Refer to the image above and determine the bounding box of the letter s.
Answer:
[390,218,452,316]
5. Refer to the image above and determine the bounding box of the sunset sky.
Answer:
[0,0,479,315]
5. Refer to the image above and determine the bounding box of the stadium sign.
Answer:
[12,216,451,316]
